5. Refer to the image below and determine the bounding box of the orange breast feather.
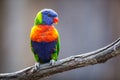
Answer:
[30,25,58,42]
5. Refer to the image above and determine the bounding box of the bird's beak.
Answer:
[53,17,59,24]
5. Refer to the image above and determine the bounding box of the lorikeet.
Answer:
[30,9,60,66]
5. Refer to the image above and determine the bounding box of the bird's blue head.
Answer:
[34,9,59,25]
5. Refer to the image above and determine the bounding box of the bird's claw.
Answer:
[31,62,41,73]
[34,62,41,70]
[50,59,55,65]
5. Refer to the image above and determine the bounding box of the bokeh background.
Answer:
[0,0,120,80]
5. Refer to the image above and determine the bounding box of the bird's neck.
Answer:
[37,24,53,28]
[36,25,54,32]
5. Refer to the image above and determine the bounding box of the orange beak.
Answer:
[53,17,59,24]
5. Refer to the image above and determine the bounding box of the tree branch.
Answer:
[0,38,120,80]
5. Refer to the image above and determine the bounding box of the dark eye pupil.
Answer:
[48,14,52,17]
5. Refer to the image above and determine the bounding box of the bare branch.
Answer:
[0,38,120,80]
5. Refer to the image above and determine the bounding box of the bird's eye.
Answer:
[48,14,52,17]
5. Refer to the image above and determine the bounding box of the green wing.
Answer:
[31,40,39,62]
[51,36,60,61]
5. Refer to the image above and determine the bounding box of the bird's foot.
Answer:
[31,62,41,73]
[34,62,41,70]
[50,59,55,65]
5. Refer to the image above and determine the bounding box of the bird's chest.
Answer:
[30,25,58,42]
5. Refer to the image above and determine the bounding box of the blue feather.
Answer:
[31,40,57,63]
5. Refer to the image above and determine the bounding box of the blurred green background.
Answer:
[0,0,120,80]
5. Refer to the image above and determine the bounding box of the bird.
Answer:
[30,9,60,68]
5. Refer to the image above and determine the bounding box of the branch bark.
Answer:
[0,38,120,80]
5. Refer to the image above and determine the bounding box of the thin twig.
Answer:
[0,38,120,80]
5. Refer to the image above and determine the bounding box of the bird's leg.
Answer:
[50,59,55,65]
[34,62,41,70]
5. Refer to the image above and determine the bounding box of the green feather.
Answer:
[34,12,42,25]
[31,41,39,62]
[51,35,60,61]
